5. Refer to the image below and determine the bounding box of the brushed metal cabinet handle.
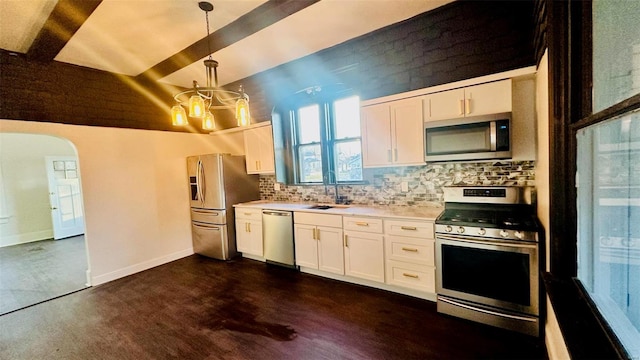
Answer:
[355,222,369,227]
[402,273,419,279]
[344,234,348,247]
[401,226,418,231]
[401,247,418,252]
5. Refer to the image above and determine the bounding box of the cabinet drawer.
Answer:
[386,260,435,293]
[295,212,342,228]
[385,236,434,266]
[384,219,434,239]
[235,207,262,221]
[343,216,383,233]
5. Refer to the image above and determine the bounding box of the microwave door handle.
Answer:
[490,121,497,151]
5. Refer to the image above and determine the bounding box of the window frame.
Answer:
[547,0,640,358]
[288,93,363,186]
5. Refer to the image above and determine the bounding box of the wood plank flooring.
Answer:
[0,236,88,315]
[0,255,546,359]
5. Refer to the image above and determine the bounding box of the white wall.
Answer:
[0,133,75,246]
[0,119,245,285]
[535,51,571,359]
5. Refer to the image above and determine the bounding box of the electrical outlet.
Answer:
[274,182,281,191]
[401,181,409,192]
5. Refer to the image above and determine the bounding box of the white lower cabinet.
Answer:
[235,207,263,257]
[294,212,344,275]
[344,230,384,283]
[384,219,436,293]
[343,216,384,283]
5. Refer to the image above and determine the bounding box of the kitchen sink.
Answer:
[308,203,351,210]
[308,205,334,210]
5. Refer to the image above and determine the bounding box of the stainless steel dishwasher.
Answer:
[262,210,295,268]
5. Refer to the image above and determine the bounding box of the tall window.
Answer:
[292,95,363,184]
[575,1,640,358]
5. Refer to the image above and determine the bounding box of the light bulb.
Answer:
[171,105,188,126]
[235,97,250,127]
[188,95,205,118]
[202,111,215,130]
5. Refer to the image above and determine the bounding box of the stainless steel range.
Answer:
[435,186,541,337]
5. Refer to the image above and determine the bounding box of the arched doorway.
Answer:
[0,133,89,315]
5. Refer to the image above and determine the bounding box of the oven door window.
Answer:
[441,243,531,306]
[426,122,491,155]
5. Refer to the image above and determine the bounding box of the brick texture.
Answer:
[0,1,534,131]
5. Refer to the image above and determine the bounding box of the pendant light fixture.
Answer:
[171,1,251,130]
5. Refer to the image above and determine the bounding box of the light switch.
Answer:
[401,181,409,192]
[274,182,281,191]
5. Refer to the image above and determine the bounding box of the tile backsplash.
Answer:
[259,161,535,207]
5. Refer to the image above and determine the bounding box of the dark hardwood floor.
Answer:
[0,235,88,315]
[0,255,546,359]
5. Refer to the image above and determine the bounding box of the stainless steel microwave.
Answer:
[424,112,511,162]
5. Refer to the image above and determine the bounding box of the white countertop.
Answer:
[234,200,443,221]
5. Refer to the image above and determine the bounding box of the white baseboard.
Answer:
[91,248,194,286]
[0,229,53,248]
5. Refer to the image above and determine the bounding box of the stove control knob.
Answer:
[478,228,486,236]
[457,226,465,234]
[500,230,510,238]
[514,231,524,240]
[445,225,453,233]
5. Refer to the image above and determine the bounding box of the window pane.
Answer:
[334,96,361,139]
[298,104,321,143]
[576,112,640,359]
[334,140,363,182]
[592,1,640,112]
[298,144,323,183]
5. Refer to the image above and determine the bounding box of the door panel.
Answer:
[317,226,344,275]
[46,157,84,239]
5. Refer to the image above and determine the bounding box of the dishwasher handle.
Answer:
[262,210,292,217]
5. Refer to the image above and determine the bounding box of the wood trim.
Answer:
[26,0,102,61]
[571,93,640,131]
[138,0,320,82]
[547,0,575,278]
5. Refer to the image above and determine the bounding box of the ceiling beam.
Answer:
[137,0,320,82]
[26,0,102,61]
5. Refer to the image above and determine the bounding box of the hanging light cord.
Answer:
[205,10,212,62]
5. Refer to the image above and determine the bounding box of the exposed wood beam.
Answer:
[137,0,320,82]
[26,0,102,61]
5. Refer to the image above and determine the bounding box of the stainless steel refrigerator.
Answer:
[187,154,259,260]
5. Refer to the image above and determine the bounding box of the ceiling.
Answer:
[0,0,453,88]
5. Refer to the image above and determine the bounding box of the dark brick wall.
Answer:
[229,0,535,123]
[0,50,187,132]
[1,1,534,131]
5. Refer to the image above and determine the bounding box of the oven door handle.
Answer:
[439,297,538,322]
[436,234,537,249]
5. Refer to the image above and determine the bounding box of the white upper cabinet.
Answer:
[425,79,512,122]
[361,97,424,168]
[244,125,275,174]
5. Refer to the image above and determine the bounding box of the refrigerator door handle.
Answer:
[193,222,220,230]
[197,159,205,204]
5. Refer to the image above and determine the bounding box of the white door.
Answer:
[361,104,393,167]
[45,156,85,239]
[294,224,319,269]
[391,98,425,165]
[344,231,385,283]
[317,226,344,275]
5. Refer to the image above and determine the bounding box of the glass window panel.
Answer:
[334,96,361,139]
[592,1,640,112]
[298,144,323,183]
[334,140,363,182]
[297,104,321,144]
[576,112,640,359]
